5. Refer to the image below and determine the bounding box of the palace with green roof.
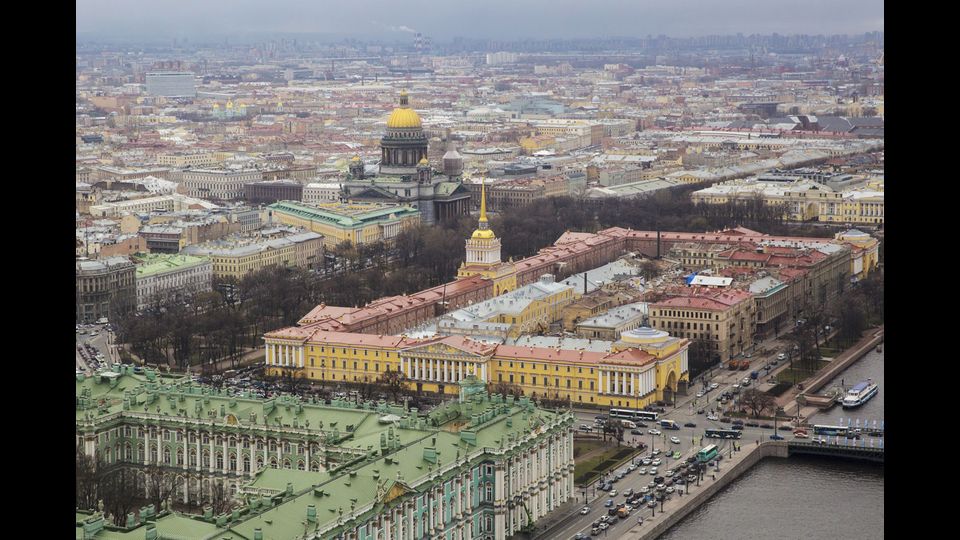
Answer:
[268,201,421,246]
[76,367,575,539]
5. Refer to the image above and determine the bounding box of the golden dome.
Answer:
[418,156,429,165]
[471,229,496,240]
[386,89,422,128]
[387,108,422,128]
[351,155,361,162]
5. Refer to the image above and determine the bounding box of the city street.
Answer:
[76,323,117,373]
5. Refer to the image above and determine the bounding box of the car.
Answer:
[628,464,637,471]
[607,516,618,524]
[812,437,828,445]
[648,480,656,488]
[732,383,740,390]
[665,470,674,477]
[635,422,648,428]
[648,428,661,435]
[696,391,704,398]
[745,421,760,427]
[666,486,675,494]
[640,486,650,494]
[642,458,652,465]
[630,429,643,435]
[580,424,593,431]
[647,500,657,508]
[605,499,614,507]
[731,425,744,431]
[575,533,587,540]
[719,417,732,423]
[649,468,658,475]
[673,451,682,459]
[591,527,601,536]
[623,489,634,497]
[760,423,773,429]
[580,506,590,515]
[706,414,719,421]
[599,522,609,531]
[670,436,681,445]
[764,365,773,372]
[742,380,751,387]
[794,431,809,439]
[715,395,725,402]
[778,425,793,431]
[696,408,705,414]
[652,458,662,466]
[616,471,626,479]
[609,490,618,497]
[651,449,662,456]
[770,434,785,440]
[595,415,607,422]
[687,474,698,481]
[777,353,787,361]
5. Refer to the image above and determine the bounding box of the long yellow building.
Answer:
[264,326,689,408]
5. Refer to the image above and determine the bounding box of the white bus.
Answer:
[610,408,659,422]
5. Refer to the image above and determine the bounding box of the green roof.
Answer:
[76,371,572,540]
[134,254,210,277]
[268,201,419,229]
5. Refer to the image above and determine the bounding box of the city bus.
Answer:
[704,428,742,440]
[696,444,719,463]
[659,419,681,430]
[609,408,659,422]
[812,425,849,436]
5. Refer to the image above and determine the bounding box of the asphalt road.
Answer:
[76,323,118,373]
[556,346,801,540]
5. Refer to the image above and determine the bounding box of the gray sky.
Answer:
[76,0,883,41]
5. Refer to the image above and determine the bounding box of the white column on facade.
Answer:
[614,371,620,395]
[481,362,487,382]
[299,346,304,368]
[459,361,464,381]
[631,372,635,396]
[413,358,419,380]
[443,359,448,383]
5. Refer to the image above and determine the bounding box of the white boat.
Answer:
[841,379,878,408]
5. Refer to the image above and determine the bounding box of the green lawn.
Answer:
[574,444,641,486]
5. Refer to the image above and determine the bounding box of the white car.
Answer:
[580,506,590,515]
[670,437,681,444]
[651,458,662,466]
[648,429,662,435]
[777,353,787,361]
[706,414,719,421]
[649,468,658,475]
[710,383,719,389]
[637,467,646,475]
[641,459,652,466]
[696,391,705,398]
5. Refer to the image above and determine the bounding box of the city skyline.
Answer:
[77,0,884,42]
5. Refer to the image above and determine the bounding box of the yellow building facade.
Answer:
[263,328,689,408]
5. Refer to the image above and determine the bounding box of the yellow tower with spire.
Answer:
[457,179,517,294]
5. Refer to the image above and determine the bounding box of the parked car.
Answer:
[710,382,719,389]
[745,421,760,427]
[770,434,785,440]
[651,449,662,456]
[635,422,648,428]
[696,391,705,398]
[605,499,614,507]
[778,425,793,431]
[760,423,774,429]
[777,353,787,361]
[684,422,697,428]
[719,417,732,423]
[648,429,661,435]
[697,408,705,415]
[580,506,590,515]
[630,429,643,435]
[670,437,681,444]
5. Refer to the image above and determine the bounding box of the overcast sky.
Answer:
[76,0,884,42]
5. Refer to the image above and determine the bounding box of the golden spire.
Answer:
[479,179,487,223]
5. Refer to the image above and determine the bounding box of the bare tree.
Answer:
[378,368,407,403]
[101,467,139,526]
[145,464,175,512]
[76,446,100,511]
[740,388,775,418]
[601,418,625,446]
[210,480,231,515]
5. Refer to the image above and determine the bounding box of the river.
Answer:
[659,345,884,539]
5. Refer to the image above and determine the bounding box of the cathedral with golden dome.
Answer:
[341,90,472,224]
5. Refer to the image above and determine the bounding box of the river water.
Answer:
[660,346,884,539]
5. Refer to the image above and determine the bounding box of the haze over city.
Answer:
[77,0,884,42]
